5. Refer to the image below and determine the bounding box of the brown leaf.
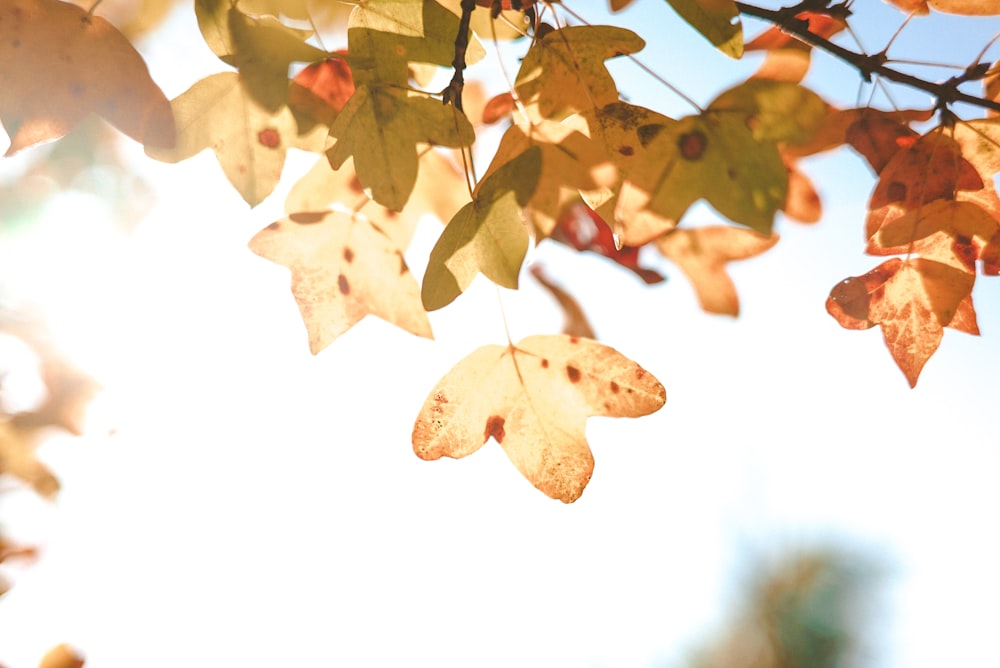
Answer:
[826,258,975,386]
[412,335,665,502]
[530,266,597,340]
[655,226,779,315]
[249,212,432,354]
[0,0,174,155]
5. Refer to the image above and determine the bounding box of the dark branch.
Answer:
[735,1,1000,115]
[442,0,478,111]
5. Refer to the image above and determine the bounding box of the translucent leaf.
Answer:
[412,335,666,502]
[666,0,742,58]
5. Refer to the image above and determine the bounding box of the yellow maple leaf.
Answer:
[412,335,666,502]
[249,211,432,353]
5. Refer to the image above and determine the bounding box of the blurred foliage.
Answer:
[689,548,881,668]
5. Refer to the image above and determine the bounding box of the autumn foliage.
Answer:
[2,0,1000,513]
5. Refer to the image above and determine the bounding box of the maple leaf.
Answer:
[655,226,779,316]
[826,257,976,386]
[346,0,485,86]
[412,335,666,502]
[514,25,644,120]
[869,199,999,272]
[550,201,666,284]
[249,211,432,353]
[667,0,742,58]
[286,150,469,241]
[617,111,787,243]
[146,72,298,206]
[0,0,174,155]
[195,0,327,108]
[481,119,617,238]
[709,79,830,145]
[884,0,1000,14]
[422,147,541,310]
[865,129,985,238]
[289,56,355,130]
[327,86,474,211]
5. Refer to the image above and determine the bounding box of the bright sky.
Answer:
[2,3,1000,668]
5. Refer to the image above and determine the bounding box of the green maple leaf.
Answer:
[422,147,542,311]
[346,0,485,85]
[708,79,829,144]
[620,112,787,237]
[666,0,743,58]
[146,72,297,206]
[515,25,645,120]
[327,85,475,211]
[195,0,327,107]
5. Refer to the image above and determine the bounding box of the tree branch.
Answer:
[734,1,1000,115]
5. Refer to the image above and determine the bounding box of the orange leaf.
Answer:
[827,258,975,386]
[0,0,174,155]
[412,335,665,502]
[289,55,355,128]
[784,107,933,159]
[867,130,984,229]
[249,212,432,354]
[655,226,779,315]
[846,111,921,174]
[38,644,84,668]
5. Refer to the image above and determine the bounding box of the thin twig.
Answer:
[735,1,1000,114]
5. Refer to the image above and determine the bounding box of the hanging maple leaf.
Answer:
[289,56,355,130]
[826,257,976,386]
[550,201,666,284]
[617,111,787,242]
[422,147,541,310]
[514,24,644,120]
[0,0,174,155]
[285,150,469,240]
[146,72,299,206]
[869,199,999,271]
[865,128,985,238]
[656,226,779,316]
[412,335,666,502]
[249,211,432,353]
[327,86,475,211]
[667,0,742,58]
[195,0,327,108]
[345,0,485,86]
[480,119,617,238]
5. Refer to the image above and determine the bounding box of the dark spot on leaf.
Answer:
[484,415,506,443]
[638,124,665,147]
[541,358,549,368]
[727,168,738,180]
[678,130,708,161]
[343,247,355,263]
[618,145,634,156]
[569,336,579,344]
[953,235,977,270]
[635,368,646,379]
[11,38,19,48]
[257,128,280,149]
[566,365,581,383]
[887,181,907,202]
[289,212,325,223]
[610,381,620,393]
[338,274,350,295]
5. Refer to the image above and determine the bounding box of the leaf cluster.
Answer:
[2,0,1000,501]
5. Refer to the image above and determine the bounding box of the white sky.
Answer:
[2,2,1000,667]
